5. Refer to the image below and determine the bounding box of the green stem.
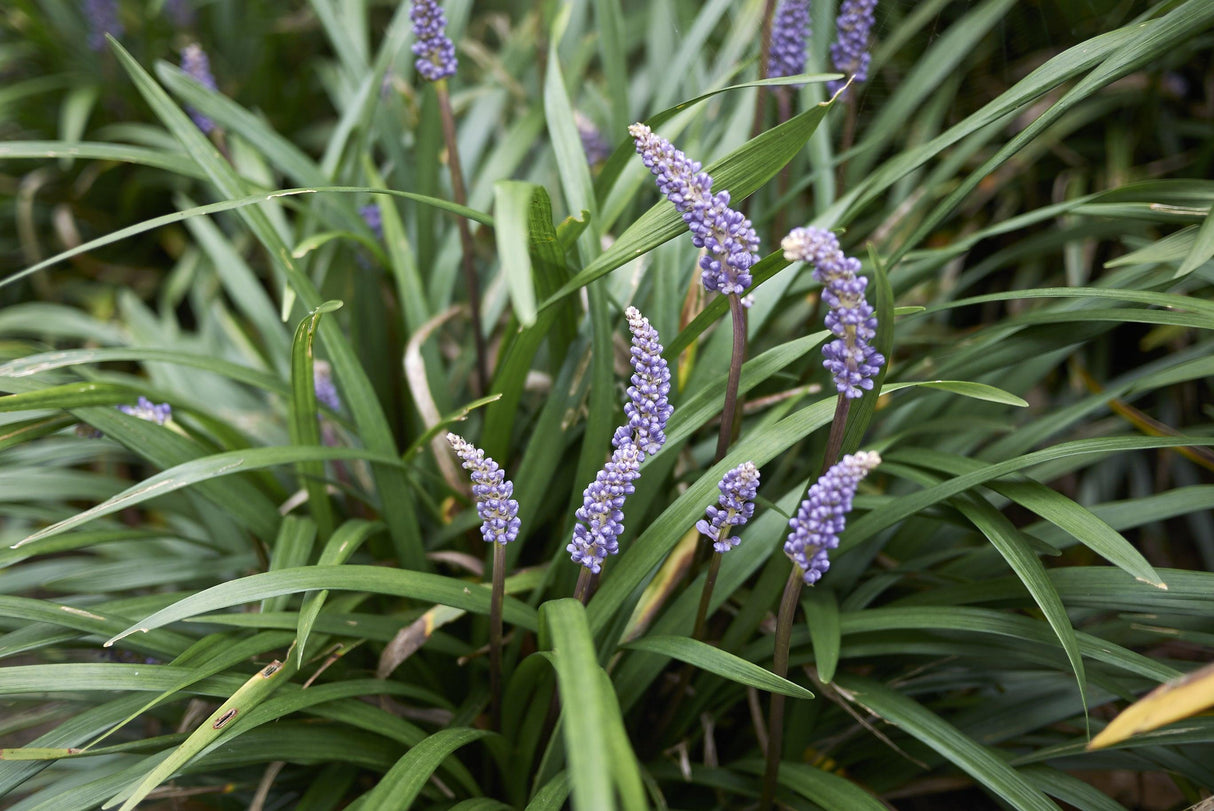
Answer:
[760,566,805,811]
[435,79,489,395]
[489,541,506,731]
[714,293,748,463]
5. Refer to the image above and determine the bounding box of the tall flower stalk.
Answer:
[828,0,878,174]
[411,0,488,393]
[760,225,884,810]
[446,433,520,730]
[568,308,672,601]
[692,461,760,639]
[180,44,218,134]
[629,124,759,461]
[765,0,811,236]
[782,226,884,463]
[761,451,882,811]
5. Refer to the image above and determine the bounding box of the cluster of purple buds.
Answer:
[447,433,520,546]
[313,360,341,413]
[785,450,880,584]
[767,0,811,83]
[612,307,673,459]
[570,308,673,574]
[828,0,878,98]
[77,396,172,437]
[575,112,613,167]
[410,0,458,82]
[118,397,173,425]
[782,227,883,399]
[696,462,760,553]
[360,204,384,241]
[629,123,760,298]
[180,44,218,134]
[83,0,123,52]
[568,443,643,574]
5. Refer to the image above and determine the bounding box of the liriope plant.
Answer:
[1,1,1212,810]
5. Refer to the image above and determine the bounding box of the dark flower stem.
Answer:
[715,293,748,462]
[836,94,860,191]
[822,396,852,473]
[760,393,852,811]
[760,565,805,811]
[489,541,506,731]
[435,79,489,394]
[573,568,596,605]
[749,0,779,142]
[692,550,725,641]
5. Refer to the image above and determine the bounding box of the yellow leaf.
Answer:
[1088,662,1214,749]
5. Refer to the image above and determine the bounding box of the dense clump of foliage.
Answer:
[1,1,1212,809]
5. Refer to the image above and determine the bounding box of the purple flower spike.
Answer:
[768,0,811,83]
[181,44,218,134]
[313,360,341,412]
[83,0,123,52]
[696,462,760,553]
[568,444,643,573]
[785,450,880,585]
[575,112,612,167]
[612,307,673,460]
[360,204,384,241]
[118,397,172,426]
[447,433,521,546]
[410,0,458,82]
[782,227,884,399]
[827,0,878,98]
[629,123,760,297]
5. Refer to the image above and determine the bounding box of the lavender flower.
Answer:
[629,123,760,297]
[568,443,643,573]
[410,0,458,82]
[83,0,123,52]
[611,307,673,459]
[180,44,218,134]
[360,204,384,241]
[782,227,883,399]
[827,0,878,98]
[768,0,811,82]
[314,360,341,412]
[575,112,612,167]
[785,450,880,584]
[696,462,760,553]
[118,397,172,425]
[447,433,521,546]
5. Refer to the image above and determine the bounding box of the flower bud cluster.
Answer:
[768,0,811,83]
[83,0,123,52]
[410,0,458,82]
[611,307,673,459]
[567,444,643,573]
[118,397,173,425]
[782,227,884,399]
[629,123,759,297]
[696,462,761,553]
[785,451,880,584]
[447,433,520,546]
[570,309,673,573]
[828,0,878,98]
[181,44,218,134]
